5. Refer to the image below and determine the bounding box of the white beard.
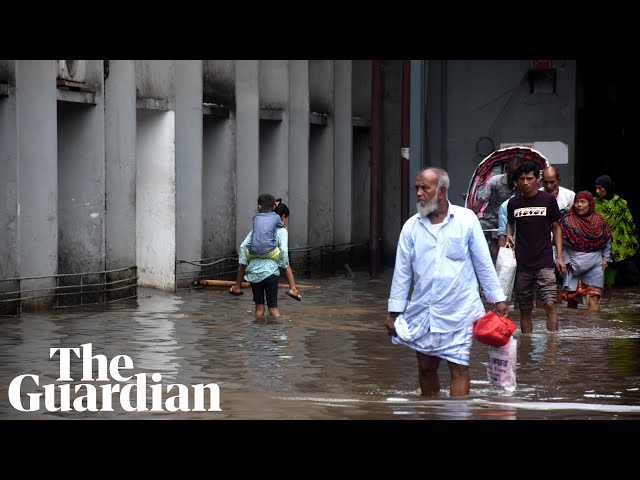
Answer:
[416,195,438,217]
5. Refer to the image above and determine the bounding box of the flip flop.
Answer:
[229,290,243,296]
[286,292,302,301]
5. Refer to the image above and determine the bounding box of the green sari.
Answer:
[594,194,639,263]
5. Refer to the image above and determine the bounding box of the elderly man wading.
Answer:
[385,167,509,397]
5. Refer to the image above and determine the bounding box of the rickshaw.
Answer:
[464,145,550,227]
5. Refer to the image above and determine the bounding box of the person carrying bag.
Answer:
[495,244,517,301]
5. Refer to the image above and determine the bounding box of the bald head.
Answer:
[542,166,560,180]
[541,166,561,195]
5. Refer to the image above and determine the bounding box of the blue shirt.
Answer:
[250,212,284,254]
[239,227,289,283]
[388,203,506,334]
[497,195,515,237]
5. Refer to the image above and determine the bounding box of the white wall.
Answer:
[136,109,176,290]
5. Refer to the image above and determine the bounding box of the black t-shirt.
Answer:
[507,190,561,270]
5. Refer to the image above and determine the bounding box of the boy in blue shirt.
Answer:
[246,194,284,262]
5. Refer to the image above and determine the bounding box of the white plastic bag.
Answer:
[495,245,517,301]
[487,337,517,391]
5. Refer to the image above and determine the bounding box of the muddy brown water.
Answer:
[1,268,639,420]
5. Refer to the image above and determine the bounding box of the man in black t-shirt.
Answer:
[506,161,566,333]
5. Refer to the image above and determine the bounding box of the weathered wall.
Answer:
[203,60,235,105]
[259,60,289,203]
[0,60,13,83]
[352,60,371,118]
[57,60,105,276]
[352,130,370,244]
[426,60,577,205]
[351,60,371,246]
[202,60,237,258]
[202,115,236,259]
[57,101,105,274]
[135,60,175,105]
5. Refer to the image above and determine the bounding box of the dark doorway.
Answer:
[576,60,639,277]
[575,61,636,215]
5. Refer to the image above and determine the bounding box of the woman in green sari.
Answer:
[594,175,640,289]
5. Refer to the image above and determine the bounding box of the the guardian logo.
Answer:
[8,343,221,413]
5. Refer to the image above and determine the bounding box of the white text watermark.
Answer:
[8,343,221,413]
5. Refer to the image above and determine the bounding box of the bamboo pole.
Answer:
[198,279,317,289]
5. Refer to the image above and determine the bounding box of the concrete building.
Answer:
[0,59,630,314]
[0,60,376,313]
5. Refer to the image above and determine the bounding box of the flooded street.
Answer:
[1,267,640,420]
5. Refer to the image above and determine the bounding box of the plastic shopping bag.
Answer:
[473,311,516,347]
[487,337,517,392]
[495,245,517,301]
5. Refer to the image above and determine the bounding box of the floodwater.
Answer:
[1,267,639,420]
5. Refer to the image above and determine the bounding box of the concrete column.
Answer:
[0,63,18,280]
[0,62,18,314]
[333,60,352,245]
[175,60,203,287]
[16,60,58,310]
[308,60,334,248]
[288,61,310,250]
[105,60,136,272]
[234,60,260,248]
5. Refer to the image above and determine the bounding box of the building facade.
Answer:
[4,59,617,314]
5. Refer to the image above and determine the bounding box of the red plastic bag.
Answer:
[473,311,516,347]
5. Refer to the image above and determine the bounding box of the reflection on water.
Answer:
[130,294,185,382]
[0,268,639,419]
